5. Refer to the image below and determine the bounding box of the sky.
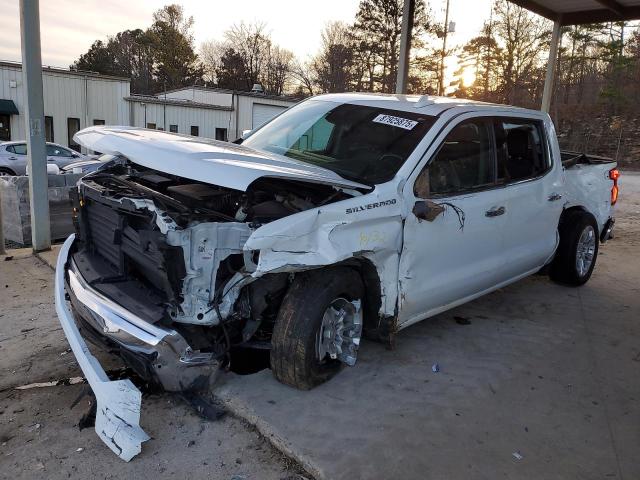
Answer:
[0,0,493,71]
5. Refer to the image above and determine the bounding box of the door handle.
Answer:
[548,193,563,202]
[485,206,506,217]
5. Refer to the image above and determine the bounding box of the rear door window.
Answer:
[494,119,549,183]
[8,144,27,155]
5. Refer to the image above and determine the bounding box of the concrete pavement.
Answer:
[212,172,640,479]
[3,173,639,480]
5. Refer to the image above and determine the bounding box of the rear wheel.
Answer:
[0,168,16,176]
[270,267,364,390]
[550,210,599,286]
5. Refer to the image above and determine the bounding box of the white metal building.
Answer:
[0,61,299,150]
[128,86,298,141]
[0,60,130,149]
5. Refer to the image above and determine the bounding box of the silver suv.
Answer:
[0,141,87,176]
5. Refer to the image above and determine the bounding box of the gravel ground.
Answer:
[0,251,311,480]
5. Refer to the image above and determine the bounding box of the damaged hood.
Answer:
[74,126,369,191]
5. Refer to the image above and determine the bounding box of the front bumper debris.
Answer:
[55,235,219,460]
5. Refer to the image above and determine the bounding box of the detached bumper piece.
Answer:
[55,235,219,460]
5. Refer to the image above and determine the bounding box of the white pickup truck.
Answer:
[55,93,618,459]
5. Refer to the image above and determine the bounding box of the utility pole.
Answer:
[438,0,451,96]
[19,0,50,252]
[396,0,415,94]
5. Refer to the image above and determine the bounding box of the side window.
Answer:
[45,116,54,142]
[9,144,27,155]
[414,120,494,198]
[291,117,333,151]
[215,127,227,141]
[495,120,548,183]
[67,118,81,152]
[47,145,73,157]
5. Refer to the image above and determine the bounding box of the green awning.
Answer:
[0,99,19,115]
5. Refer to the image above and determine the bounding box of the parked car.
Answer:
[54,94,618,460]
[25,163,60,175]
[60,153,116,175]
[0,141,88,175]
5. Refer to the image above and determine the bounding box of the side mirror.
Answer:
[413,200,445,222]
[241,129,252,140]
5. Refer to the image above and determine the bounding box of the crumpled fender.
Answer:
[244,186,404,317]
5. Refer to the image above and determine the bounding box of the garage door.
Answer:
[252,103,287,129]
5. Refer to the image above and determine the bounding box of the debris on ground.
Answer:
[454,316,471,325]
[4,256,14,261]
[180,392,226,421]
[512,451,523,460]
[431,363,440,373]
[15,376,85,390]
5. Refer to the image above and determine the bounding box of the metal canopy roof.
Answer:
[0,99,19,115]
[509,0,640,25]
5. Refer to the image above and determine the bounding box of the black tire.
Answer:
[270,267,364,390]
[550,210,599,286]
[0,168,16,176]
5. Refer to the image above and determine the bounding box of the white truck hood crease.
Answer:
[74,126,369,191]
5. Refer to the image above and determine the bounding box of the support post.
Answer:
[438,0,451,96]
[19,0,50,252]
[541,20,562,113]
[396,0,415,94]
[0,190,5,255]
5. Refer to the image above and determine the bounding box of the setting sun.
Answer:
[461,66,477,87]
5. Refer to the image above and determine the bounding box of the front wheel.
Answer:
[550,211,599,286]
[270,267,364,390]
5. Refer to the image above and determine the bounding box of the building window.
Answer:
[67,118,81,151]
[147,122,156,129]
[169,124,178,133]
[0,114,11,141]
[215,128,228,141]
[45,116,54,142]
[190,126,199,136]
[93,119,105,126]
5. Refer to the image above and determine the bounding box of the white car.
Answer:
[0,141,88,175]
[54,94,618,459]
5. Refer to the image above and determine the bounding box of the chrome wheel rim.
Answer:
[0,171,11,176]
[576,225,596,277]
[317,298,362,366]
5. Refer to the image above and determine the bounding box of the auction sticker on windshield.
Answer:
[373,114,418,130]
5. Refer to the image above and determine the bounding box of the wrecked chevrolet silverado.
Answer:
[55,93,618,459]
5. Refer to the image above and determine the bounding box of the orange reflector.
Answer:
[609,168,620,205]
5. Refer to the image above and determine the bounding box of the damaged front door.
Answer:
[397,118,508,328]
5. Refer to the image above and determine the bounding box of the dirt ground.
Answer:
[1,173,638,480]
[0,251,309,480]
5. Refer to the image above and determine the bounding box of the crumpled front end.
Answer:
[54,156,381,459]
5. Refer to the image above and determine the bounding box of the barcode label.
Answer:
[372,114,418,130]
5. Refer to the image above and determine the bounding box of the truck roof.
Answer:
[313,92,546,118]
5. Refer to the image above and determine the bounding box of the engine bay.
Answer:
[69,157,356,365]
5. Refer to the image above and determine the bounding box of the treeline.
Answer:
[73,0,640,112]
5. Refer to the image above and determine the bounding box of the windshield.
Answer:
[243,100,436,184]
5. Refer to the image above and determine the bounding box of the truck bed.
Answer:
[561,150,616,168]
